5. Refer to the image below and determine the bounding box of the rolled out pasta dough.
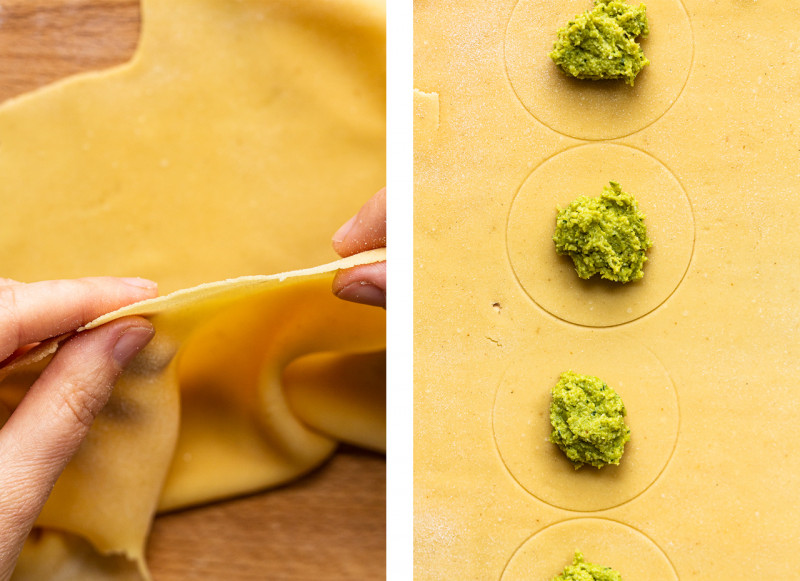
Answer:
[0,0,386,578]
[416,0,800,577]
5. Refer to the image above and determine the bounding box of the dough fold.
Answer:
[2,250,386,580]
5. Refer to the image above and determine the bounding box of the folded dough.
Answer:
[2,250,386,580]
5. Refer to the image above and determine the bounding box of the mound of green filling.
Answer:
[550,0,649,86]
[552,551,623,581]
[549,371,630,469]
[553,181,652,283]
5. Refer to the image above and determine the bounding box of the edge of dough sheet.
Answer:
[84,247,386,329]
[0,249,385,382]
[0,0,387,112]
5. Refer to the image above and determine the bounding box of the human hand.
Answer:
[331,187,386,308]
[0,277,157,581]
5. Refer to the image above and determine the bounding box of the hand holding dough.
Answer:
[2,252,385,581]
[332,188,387,307]
[0,278,156,581]
[0,0,386,577]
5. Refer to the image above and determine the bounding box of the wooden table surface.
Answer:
[0,2,386,579]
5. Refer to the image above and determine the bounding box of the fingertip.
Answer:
[119,277,158,293]
[333,263,387,308]
[331,188,387,258]
[111,319,155,369]
[334,281,386,308]
[13,316,155,438]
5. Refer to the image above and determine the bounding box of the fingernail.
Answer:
[335,282,386,308]
[113,326,155,368]
[121,277,158,291]
[332,215,357,244]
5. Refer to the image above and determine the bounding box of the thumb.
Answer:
[332,261,386,308]
[332,188,387,257]
[0,317,153,577]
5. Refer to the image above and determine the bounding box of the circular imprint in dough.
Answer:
[492,332,679,512]
[504,0,693,140]
[507,143,694,328]
[501,518,678,581]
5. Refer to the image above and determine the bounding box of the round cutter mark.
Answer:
[500,518,678,580]
[492,331,680,512]
[504,0,694,140]
[506,143,695,328]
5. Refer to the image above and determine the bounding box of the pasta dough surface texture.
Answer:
[416,0,800,578]
[0,0,386,578]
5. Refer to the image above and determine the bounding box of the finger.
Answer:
[0,277,157,362]
[332,188,387,258]
[332,261,386,308]
[0,317,153,566]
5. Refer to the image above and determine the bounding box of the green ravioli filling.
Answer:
[553,181,651,283]
[550,0,649,86]
[552,551,623,581]
[549,371,630,469]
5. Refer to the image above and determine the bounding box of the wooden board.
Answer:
[148,448,385,581]
[0,2,385,579]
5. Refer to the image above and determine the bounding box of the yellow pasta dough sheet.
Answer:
[0,0,386,578]
[415,0,800,578]
[3,250,385,580]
